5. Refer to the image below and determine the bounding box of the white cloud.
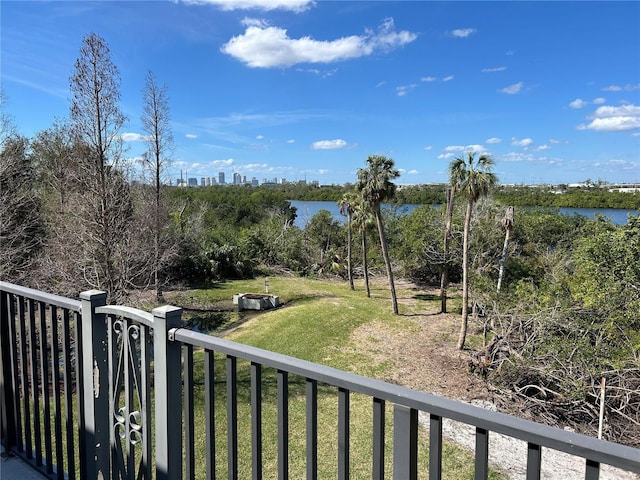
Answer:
[212,158,235,167]
[256,134,264,140]
[407,169,419,175]
[185,133,198,139]
[451,28,476,38]
[174,158,235,175]
[511,137,533,147]
[578,117,640,131]
[534,144,551,151]
[221,17,417,68]
[438,144,486,159]
[376,80,387,87]
[482,66,506,73]
[486,137,502,144]
[499,82,523,94]
[590,158,639,172]
[602,83,640,92]
[570,97,607,109]
[500,152,562,165]
[396,84,417,96]
[569,98,587,109]
[287,139,295,143]
[421,76,437,82]
[442,75,454,82]
[311,139,348,150]
[121,132,148,142]
[423,145,432,151]
[242,162,269,171]
[181,0,314,12]
[443,145,465,152]
[577,104,640,132]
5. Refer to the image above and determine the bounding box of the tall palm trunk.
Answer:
[375,205,398,314]
[457,198,473,349]
[440,187,455,313]
[347,213,354,290]
[362,228,370,298]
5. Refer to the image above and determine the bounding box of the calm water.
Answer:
[289,200,637,228]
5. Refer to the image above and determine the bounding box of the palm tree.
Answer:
[338,191,358,290]
[449,152,498,349]
[496,205,514,293]
[440,185,456,313]
[352,199,375,297]
[356,155,400,314]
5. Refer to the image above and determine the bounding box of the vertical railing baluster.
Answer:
[393,405,417,480]
[18,296,31,456]
[184,345,195,480]
[204,350,216,480]
[338,387,350,480]
[277,369,289,480]
[429,414,443,480]
[585,459,600,480]
[63,309,77,480]
[140,324,152,480]
[475,427,489,480]
[227,355,238,480]
[28,299,42,465]
[73,308,85,480]
[153,305,183,480]
[50,305,64,479]
[108,313,123,480]
[38,301,53,473]
[372,397,385,480]
[526,442,541,480]
[80,290,109,480]
[9,294,23,454]
[126,318,137,479]
[126,317,135,479]
[0,291,17,453]
[250,361,262,480]
[306,379,318,480]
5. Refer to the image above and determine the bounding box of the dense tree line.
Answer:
[495,184,640,209]
[245,182,640,209]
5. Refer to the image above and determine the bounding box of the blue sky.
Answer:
[2,0,639,186]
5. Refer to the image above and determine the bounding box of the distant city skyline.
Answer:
[2,1,639,185]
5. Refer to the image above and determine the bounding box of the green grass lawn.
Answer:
[167,277,505,479]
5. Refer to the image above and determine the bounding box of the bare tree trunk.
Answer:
[497,206,514,293]
[142,71,173,301]
[375,206,398,315]
[440,186,455,313]
[457,199,473,349]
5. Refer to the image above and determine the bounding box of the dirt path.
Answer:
[351,283,639,480]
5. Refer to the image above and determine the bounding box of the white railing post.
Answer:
[153,305,183,480]
[79,290,108,480]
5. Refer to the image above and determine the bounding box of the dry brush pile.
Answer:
[468,306,640,448]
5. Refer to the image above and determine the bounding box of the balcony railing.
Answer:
[1,280,639,479]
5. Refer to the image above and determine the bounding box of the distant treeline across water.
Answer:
[289,200,638,228]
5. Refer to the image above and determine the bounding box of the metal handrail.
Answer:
[0,281,81,311]
[171,326,640,474]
